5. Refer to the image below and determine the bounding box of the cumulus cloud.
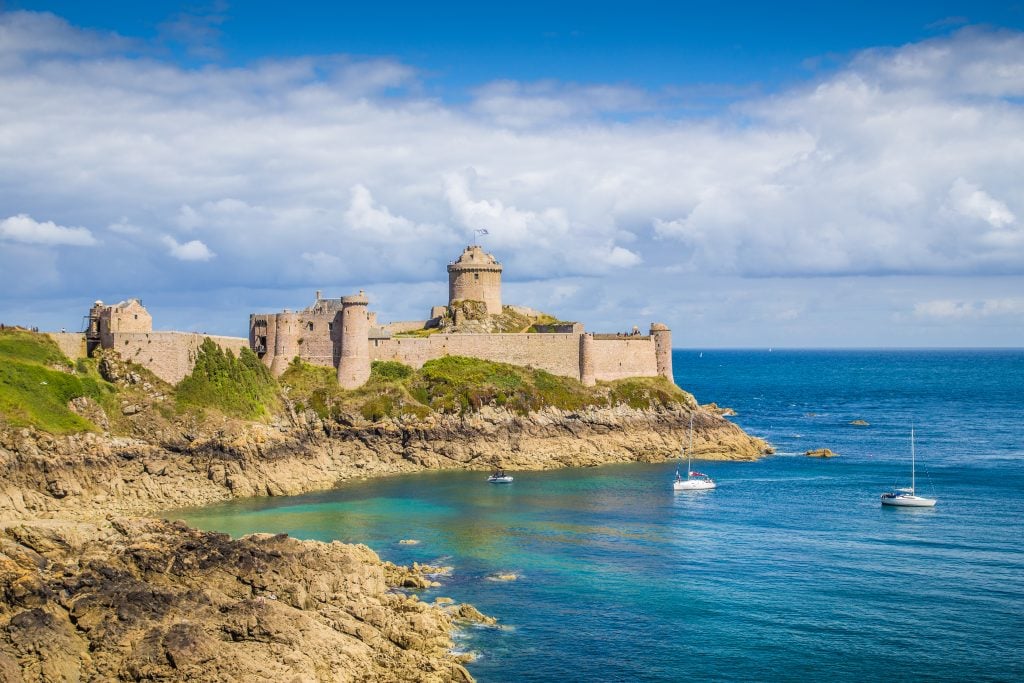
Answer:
[161,235,215,261]
[0,11,1023,343]
[0,214,96,246]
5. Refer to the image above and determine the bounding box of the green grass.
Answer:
[1,327,692,433]
[175,338,279,419]
[0,329,72,368]
[0,329,113,433]
[280,358,430,421]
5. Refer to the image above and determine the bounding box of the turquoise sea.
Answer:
[178,350,1024,682]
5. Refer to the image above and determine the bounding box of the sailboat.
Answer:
[880,427,936,507]
[673,414,716,491]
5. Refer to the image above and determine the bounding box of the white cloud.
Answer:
[1,12,1023,344]
[913,298,1024,319]
[107,216,141,235]
[948,178,1015,228]
[0,214,96,246]
[161,235,215,261]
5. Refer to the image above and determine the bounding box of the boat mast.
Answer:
[687,414,694,477]
[911,426,916,493]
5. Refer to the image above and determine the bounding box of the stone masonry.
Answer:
[251,245,673,388]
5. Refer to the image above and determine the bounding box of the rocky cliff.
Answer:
[0,403,768,519]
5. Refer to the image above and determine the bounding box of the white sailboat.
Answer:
[674,414,716,491]
[880,427,936,507]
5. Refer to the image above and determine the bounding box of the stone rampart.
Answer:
[590,337,659,381]
[110,332,248,384]
[47,333,87,361]
[384,320,430,334]
[371,333,581,378]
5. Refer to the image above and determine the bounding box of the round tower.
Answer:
[447,245,503,315]
[269,311,298,377]
[650,323,673,383]
[337,290,370,389]
[579,333,595,387]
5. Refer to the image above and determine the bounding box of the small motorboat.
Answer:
[487,471,514,484]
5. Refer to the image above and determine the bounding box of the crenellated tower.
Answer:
[447,245,503,315]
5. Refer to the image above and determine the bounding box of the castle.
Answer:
[51,245,671,388]
[249,245,673,389]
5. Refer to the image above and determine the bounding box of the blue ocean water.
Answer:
[177,350,1024,682]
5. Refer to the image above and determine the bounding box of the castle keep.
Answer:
[250,245,673,389]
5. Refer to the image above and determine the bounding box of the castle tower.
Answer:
[250,314,279,369]
[650,323,673,383]
[337,290,370,389]
[579,333,595,387]
[269,311,298,377]
[447,245,503,315]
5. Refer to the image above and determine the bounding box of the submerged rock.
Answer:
[850,419,870,426]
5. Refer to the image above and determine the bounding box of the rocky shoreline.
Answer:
[1,403,768,519]
[0,400,769,681]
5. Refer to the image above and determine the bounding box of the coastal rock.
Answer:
[804,448,838,458]
[850,419,870,426]
[0,403,771,520]
[486,573,519,582]
[0,518,477,682]
[450,604,497,626]
[702,402,737,417]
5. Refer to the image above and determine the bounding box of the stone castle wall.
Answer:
[110,332,248,384]
[47,333,87,361]
[590,337,659,381]
[371,333,582,377]
[383,320,431,335]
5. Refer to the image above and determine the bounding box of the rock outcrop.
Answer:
[0,403,769,519]
[0,518,473,682]
[804,448,838,458]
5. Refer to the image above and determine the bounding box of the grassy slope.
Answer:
[0,330,112,433]
[1,330,691,435]
[281,355,694,420]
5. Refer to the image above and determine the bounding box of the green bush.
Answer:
[175,339,278,419]
[371,360,414,381]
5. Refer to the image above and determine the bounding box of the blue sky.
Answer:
[1,2,1023,346]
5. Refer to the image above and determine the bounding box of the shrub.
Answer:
[175,339,278,419]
